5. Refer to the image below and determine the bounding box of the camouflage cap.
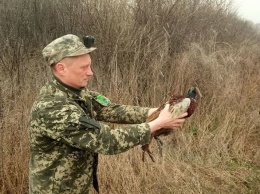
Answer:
[42,34,96,65]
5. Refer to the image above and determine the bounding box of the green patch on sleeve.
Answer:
[94,94,110,106]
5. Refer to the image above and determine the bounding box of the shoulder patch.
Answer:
[94,94,110,106]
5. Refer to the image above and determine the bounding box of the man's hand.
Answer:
[148,104,188,134]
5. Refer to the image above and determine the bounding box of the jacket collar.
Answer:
[50,76,90,101]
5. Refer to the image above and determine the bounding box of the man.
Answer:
[28,34,187,194]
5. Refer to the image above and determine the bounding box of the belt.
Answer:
[93,153,99,193]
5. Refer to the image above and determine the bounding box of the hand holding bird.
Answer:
[142,87,201,162]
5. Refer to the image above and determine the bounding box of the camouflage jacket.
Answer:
[29,77,151,194]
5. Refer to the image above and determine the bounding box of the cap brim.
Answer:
[67,47,97,57]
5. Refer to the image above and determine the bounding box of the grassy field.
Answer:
[0,0,260,193]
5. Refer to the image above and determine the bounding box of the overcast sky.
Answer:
[232,0,260,24]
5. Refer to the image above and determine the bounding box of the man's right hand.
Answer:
[148,104,188,134]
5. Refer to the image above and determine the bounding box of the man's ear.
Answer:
[55,62,66,76]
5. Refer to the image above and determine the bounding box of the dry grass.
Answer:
[0,0,260,193]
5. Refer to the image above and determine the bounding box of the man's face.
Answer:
[62,54,93,89]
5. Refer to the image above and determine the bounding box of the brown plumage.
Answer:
[141,87,200,162]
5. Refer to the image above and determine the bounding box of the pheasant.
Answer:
[141,87,200,162]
